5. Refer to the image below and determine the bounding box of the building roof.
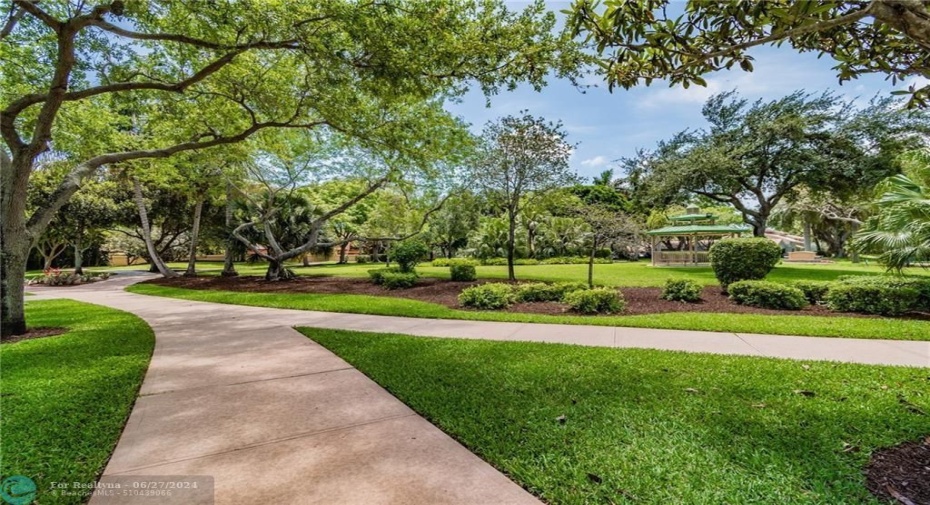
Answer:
[646,223,752,236]
[668,213,715,222]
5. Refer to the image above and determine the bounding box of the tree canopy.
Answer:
[567,0,930,107]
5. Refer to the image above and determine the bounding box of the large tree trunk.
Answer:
[222,182,239,277]
[184,198,204,277]
[506,209,517,281]
[339,243,349,264]
[132,178,178,278]
[1,140,29,335]
[265,259,296,281]
[1,239,28,337]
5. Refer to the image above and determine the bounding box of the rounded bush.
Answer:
[563,287,625,314]
[380,271,418,290]
[450,264,477,282]
[825,276,925,316]
[458,283,515,310]
[661,278,702,303]
[792,280,831,304]
[709,238,782,290]
[355,255,370,264]
[368,267,401,285]
[728,280,807,310]
[481,258,508,266]
[391,240,429,273]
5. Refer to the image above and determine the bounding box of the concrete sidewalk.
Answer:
[25,273,929,504]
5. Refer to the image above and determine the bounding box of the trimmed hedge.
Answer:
[450,264,477,282]
[431,258,480,267]
[515,282,588,303]
[380,271,418,290]
[458,283,516,310]
[825,276,929,316]
[728,280,807,310]
[563,288,625,314]
[792,280,831,304]
[661,279,702,303]
[368,267,401,285]
[709,238,782,290]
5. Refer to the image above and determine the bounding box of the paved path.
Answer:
[26,273,930,504]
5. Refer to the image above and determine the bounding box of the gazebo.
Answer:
[647,207,751,266]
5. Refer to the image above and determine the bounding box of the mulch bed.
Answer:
[865,436,930,505]
[145,275,919,319]
[1,327,67,344]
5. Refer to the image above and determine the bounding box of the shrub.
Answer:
[540,256,612,265]
[792,280,831,304]
[709,238,782,290]
[728,280,808,310]
[458,283,516,310]
[380,271,419,290]
[450,264,477,281]
[481,257,508,266]
[594,248,613,259]
[825,276,927,316]
[391,240,429,273]
[563,287,625,314]
[368,267,401,285]
[661,279,702,303]
[355,255,369,264]
[514,258,540,265]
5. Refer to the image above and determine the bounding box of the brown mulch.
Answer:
[145,275,923,319]
[1,327,67,344]
[865,436,930,505]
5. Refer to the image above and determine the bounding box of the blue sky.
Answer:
[444,3,928,182]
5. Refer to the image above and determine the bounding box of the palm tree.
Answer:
[855,150,930,270]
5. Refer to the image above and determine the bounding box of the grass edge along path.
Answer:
[127,283,930,341]
[301,328,930,505]
[1,299,155,505]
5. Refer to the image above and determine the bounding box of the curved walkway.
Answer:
[27,274,929,504]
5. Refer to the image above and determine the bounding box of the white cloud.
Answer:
[580,155,609,167]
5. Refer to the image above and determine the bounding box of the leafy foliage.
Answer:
[515,282,587,303]
[391,240,429,273]
[825,276,930,316]
[661,279,703,303]
[449,264,477,282]
[728,281,808,311]
[458,283,516,310]
[709,238,783,290]
[563,287,625,314]
[855,149,930,269]
[567,0,930,106]
[380,271,419,290]
[792,281,832,305]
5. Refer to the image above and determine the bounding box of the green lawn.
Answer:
[128,283,930,341]
[94,259,930,287]
[0,300,155,505]
[302,328,930,505]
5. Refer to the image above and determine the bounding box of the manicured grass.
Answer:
[128,283,930,341]
[1,300,155,505]
[101,259,930,287]
[302,328,930,504]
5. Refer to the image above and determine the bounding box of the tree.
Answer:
[568,0,930,107]
[0,0,586,335]
[855,149,930,269]
[624,91,924,237]
[471,113,577,280]
[426,191,482,259]
[576,203,639,287]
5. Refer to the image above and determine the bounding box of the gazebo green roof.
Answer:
[668,213,715,222]
[646,223,751,236]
